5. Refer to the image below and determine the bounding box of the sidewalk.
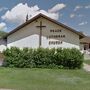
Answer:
[83,63,90,72]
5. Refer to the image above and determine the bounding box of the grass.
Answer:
[84,60,90,65]
[0,68,90,90]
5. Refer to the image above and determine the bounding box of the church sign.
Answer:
[47,29,65,45]
[36,21,66,47]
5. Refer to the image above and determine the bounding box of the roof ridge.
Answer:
[3,13,85,39]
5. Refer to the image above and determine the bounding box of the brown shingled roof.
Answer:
[80,36,90,43]
[4,13,85,39]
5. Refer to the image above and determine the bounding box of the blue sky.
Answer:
[0,0,90,35]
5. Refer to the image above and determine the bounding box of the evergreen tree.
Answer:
[0,31,7,38]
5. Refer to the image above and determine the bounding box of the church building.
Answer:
[0,13,85,52]
[80,36,90,53]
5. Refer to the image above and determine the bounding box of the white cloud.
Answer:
[70,14,75,18]
[74,5,83,11]
[2,3,40,24]
[79,21,88,26]
[0,22,7,31]
[74,5,90,11]
[48,3,66,13]
[0,7,8,12]
[2,3,66,24]
[70,13,84,19]
[85,5,90,9]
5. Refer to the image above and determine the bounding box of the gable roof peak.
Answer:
[3,13,85,39]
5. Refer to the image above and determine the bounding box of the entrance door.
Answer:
[84,44,89,50]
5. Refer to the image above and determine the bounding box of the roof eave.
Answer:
[3,13,85,39]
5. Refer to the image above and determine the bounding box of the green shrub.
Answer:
[33,48,55,68]
[3,47,35,68]
[3,47,84,69]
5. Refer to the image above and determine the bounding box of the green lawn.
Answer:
[84,60,90,65]
[0,68,90,90]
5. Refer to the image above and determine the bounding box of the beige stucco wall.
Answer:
[7,17,80,49]
[80,43,84,50]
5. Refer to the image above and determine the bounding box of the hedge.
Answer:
[3,47,84,69]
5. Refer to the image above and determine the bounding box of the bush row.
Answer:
[3,47,84,69]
